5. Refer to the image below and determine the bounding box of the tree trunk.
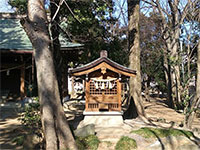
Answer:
[184,41,200,129]
[20,0,77,149]
[170,0,182,109]
[163,48,174,108]
[50,1,64,104]
[171,40,182,109]
[150,0,190,109]
[144,77,150,102]
[128,0,146,119]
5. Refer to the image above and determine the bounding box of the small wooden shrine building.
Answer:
[69,50,136,114]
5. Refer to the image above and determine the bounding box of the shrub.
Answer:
[76,135,100,150]
[12,135,25,145]
[20,97,42,138]
[132,127,193,138]
[115,136,137,150]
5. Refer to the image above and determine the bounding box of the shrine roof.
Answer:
[69,51,136,77]
[0,13,83,52]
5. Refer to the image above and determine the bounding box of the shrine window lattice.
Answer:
[89,80,117,95]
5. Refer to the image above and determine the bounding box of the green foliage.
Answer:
[76,135,100,150]
[132,127,193,138]
[140,13,167,93]
[8,0,27,14]
[20,97,42,138]
[181,91,193,112]
[115,136,137,150]
[61,1,128,66]
[108,37,129,66]
[103,141,112,148]
[196,109,200,118]
[12,135,25,145]
[141,47,167,92]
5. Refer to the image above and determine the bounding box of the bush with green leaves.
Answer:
[20,97,42,138]
[12,135,25,146]
[76,135,100,150]
[132,127,193,138]
[115,136,137,150]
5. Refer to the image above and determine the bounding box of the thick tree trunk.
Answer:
[170,0,182,109]
[20,0,77,149]
[163,48,174,108]
[164,42,182,109]
[171,40,182,109]
[184,41,200,129]
[163,33,182,110]
[162,23,182,110]
[50,1,64,104]
[128,0,146,119]
[144,77,150,102]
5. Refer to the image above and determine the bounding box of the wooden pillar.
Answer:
[66,63,68,96]
[62,61,68,97]
[82,79,85,92]
[71,76,75,98]
[20,64,25,99]
[85,80,90,111]
[117,80,122,111]
[32,54,35,84]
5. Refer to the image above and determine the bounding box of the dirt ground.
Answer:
[143,98,200,129]
[0,97,200,149]
[0,101,23,150]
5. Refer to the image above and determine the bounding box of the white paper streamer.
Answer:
[91,78,116,90]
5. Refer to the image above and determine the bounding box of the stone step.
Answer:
[97,132,125,142]
[96,133,130,138]
[97,141,116,150]
[99,137,119,143]
[96,128,127,133]
[95,126,132,133]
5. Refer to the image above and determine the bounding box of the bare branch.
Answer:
[63,0,81,24]
[189,41,199,59]
[154,0,167,27]
[142,0,156,7]
[179,1,190,25]
[116,0,128,26]
[51,0,64,22]
[50,1,59,8]
[57,23,73,42]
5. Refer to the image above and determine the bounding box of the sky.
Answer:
[113,0,128,27]
[0,0,14,12]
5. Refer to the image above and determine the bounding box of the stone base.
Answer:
[79,111,124,127]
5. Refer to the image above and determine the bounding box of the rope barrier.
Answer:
[0,65,32,73]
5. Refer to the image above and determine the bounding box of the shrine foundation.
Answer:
[81,111,124,127]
